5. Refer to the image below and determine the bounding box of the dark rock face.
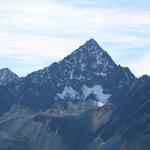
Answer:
[89,75,150,150]
[0,39,149,150]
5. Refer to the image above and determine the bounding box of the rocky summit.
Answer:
[0,68,19,86]
[0,39,149,150]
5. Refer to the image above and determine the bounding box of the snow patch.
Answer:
[93,101,105,107]
[69,70,74,80]
[80,63,86,71]
[95,72,107,77]
[57,86,77,99]
[82,85,111,102]
[96,101,105,107]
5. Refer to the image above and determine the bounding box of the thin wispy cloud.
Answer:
[125,52,150,77]
[0,0,149,76]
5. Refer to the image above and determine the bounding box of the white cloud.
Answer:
[0,33,84,60]
[126,53,150,77]
[0,1,150,76]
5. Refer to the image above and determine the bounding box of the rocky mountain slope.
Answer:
[0,39,149,150]
[89,75,150,150]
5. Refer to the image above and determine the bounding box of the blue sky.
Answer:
[0,0,150,77]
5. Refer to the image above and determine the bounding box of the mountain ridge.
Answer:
[0,39,149,150]
[0,39,135,112]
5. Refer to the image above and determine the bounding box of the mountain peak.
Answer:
[84,38,98,45]
[70,39,105,59]
[0,68,10,72]
[70,39,117,71]
[61,39,116,73]
[0,68,19,86]
[83,38,102,51]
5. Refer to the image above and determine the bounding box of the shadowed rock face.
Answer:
[0,39,149,150]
